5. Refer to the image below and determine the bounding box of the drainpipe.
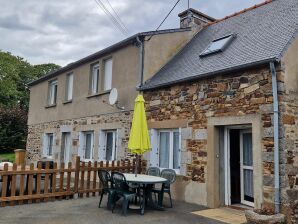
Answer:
[136,36,145,87]
[270,61,280,214]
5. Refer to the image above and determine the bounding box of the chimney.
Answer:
[178,8,216,29]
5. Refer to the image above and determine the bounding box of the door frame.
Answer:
[240,129,254,207]
[224,125,253,207]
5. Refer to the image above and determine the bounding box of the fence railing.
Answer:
[0,156,146,207]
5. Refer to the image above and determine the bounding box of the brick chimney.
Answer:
[179,8,216,29]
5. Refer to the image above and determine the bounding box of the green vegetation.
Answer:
[0,153,15,162]
[0,50,60,152]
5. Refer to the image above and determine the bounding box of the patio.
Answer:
[0,197,225,224]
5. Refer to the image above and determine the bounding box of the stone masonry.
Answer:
[26,111,132,163]
[143,65,298,223]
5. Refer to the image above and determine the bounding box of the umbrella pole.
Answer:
[135,154,138,177]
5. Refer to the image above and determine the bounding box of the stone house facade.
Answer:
[140,0,298,222]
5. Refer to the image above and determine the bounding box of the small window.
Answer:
[103,58,113,91]
[65,73,73,101]
[43,133,54,157]
[79,131,94,161]
[200,34,235,56]
[90,63,100,94]
[48,80,57,105]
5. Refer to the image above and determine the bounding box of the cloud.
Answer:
[0,0,264,66]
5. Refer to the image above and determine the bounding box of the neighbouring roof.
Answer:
[140,0,298,90]
[28,28,191,87]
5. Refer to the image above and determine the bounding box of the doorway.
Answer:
[224,126,254,207]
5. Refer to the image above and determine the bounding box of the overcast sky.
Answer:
[0,0,264,66]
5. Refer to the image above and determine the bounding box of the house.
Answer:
[26,10,215,164]
[140,0,298,222]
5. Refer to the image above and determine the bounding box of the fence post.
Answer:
[74,156,80,198]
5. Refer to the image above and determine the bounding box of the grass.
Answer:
[0,153,15,162]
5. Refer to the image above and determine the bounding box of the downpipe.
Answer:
[136,36,145,87]
[270,62,280,214]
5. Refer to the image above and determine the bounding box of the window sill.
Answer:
[45,104,57,109]
[87,90,111,99]
[63,100,72,105]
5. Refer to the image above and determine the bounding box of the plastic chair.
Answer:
[111,172,138,216]
[152,169,176,208]
[146,167,160,176]
[98,170,115,209]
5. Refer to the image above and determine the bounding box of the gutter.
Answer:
[136,36,145,87]
[270,61,280,214]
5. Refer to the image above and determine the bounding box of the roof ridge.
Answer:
[204,0,273,27]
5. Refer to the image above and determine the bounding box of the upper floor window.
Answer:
[103,58,113,91]
[65,73,73,101]
[48,80,57,106]
[90,63,100,94]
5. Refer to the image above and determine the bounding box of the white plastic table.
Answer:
[123,173,168,215]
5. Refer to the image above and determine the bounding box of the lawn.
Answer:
[0,153,15,162]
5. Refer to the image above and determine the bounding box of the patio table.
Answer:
[123,173,168,215]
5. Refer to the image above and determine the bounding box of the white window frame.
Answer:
[65,73,73,101]
[79,131,94,162]
[103,58,113,91]
[90,63,100,94]
[61,132,72,164]
[48,80,57,105]
[43,133,54,158]
[98,130,117,161]
[150,128,181,174]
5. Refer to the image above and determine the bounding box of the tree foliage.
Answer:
[0,50,60,151]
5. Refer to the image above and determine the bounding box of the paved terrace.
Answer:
[0,197,225,224]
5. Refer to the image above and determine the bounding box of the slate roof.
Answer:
[140,0,298,90]
[28,28,191,86]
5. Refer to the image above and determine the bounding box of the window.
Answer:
[150,129,181,172]
[65,73,73,101]
[48,80,57,105]
[99,130,117,161]
[103,58,113,91]
[43,133,54,157]
[90,63,100,94]
[200,34,235,56]
[79,131,94,161]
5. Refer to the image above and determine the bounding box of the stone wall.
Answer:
[26,111,132,163]
[143,65,297,222]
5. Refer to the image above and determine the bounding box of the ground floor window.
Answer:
[99,130,117,161]
[150,129,181,173]
[79,131,94,161]
[61,132,71,164]
[43,133,54,157]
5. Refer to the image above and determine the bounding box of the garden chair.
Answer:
[98,170,114,209]
[111,172,139,216]
[152,169,176,208]
[146,167,160,176]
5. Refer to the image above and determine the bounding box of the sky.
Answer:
[0,0,264,66]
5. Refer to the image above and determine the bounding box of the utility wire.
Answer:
[94,0,128,35]
[105,0,128,32]
[146,0,181,41]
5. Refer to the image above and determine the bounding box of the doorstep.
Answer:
[192,207,247,224]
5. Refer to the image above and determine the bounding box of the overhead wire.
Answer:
[105,0,128,32]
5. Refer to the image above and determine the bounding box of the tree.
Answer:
[0,50,60,151]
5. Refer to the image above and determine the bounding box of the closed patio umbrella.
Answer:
[128,94,151,176]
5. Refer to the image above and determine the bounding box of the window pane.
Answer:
[85,133,92,159]
[48,134,53,156]
[91,64,99,93]
[48,81,57,105]
[66,73,73,101]
[106,132,114,161]
[243,169,254,202]
[243,133,253,166]
[159,132,170,168]
[173,132,180,169]
[104,59,113,91]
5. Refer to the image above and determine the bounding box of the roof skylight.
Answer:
[200,34,236,57]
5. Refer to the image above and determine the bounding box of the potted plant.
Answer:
[245,208,285,224]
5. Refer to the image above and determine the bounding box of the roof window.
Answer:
[200,34,236,56]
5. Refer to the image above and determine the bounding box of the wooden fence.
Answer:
[0,156,146,207]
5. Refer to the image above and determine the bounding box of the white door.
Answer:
[61,132,71,164]
[240,130,254,207]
